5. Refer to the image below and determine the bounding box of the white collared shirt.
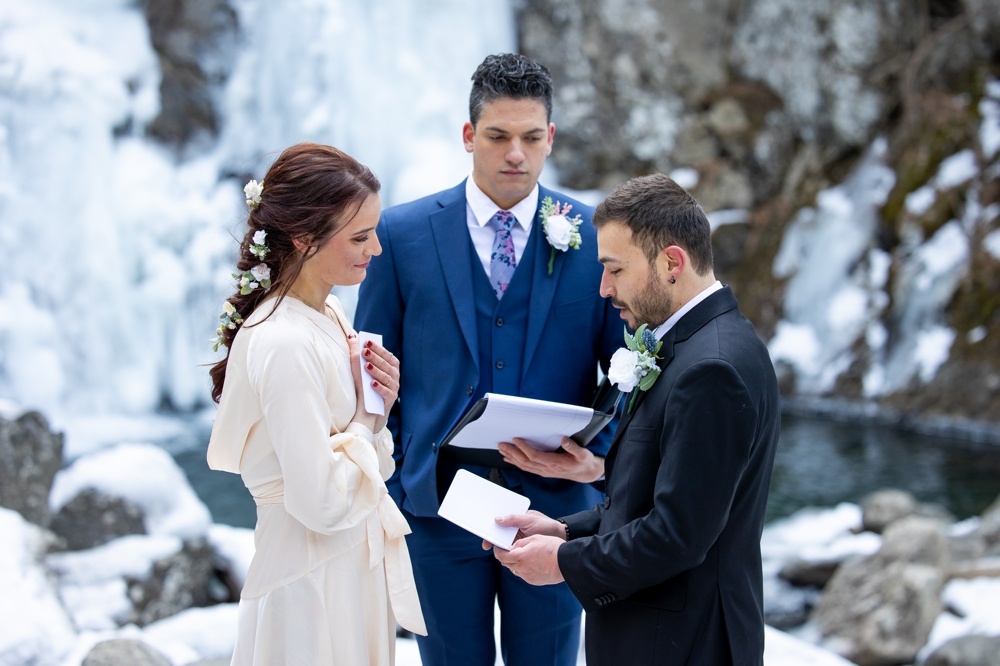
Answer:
[465,176,538,276]
[652,281,723,340]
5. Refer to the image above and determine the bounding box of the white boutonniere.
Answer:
[608,324,663,413]
[539,196,583,275]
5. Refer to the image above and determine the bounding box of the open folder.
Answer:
[438,379,621,470]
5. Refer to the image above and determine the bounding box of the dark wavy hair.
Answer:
[469,53,553,127]
[209,142,380,403]
[593,174,714,275]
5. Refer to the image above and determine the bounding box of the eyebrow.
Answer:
[483,126,547,136]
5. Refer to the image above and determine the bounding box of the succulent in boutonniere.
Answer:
[607,324,663,413]
[539,196,583,275]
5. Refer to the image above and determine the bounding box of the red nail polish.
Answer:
[366,362,373,371]
[371,381,378,388]
[365,340,373,348]
[364,349,371,357]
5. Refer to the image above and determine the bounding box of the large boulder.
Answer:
[81,639,171,666]
[813,517,950,665]
[49,488,147,551]
[0,411,63,528]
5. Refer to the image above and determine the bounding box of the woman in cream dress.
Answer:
[206,143,425,665]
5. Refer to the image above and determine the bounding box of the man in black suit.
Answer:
[488,173,781,665]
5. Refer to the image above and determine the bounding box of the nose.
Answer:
[599,270,613,299]
[369,232,382,257]
[506,139,525,164]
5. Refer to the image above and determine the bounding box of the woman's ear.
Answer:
[292,236,310,254]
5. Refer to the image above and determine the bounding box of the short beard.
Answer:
[621,266,673,330]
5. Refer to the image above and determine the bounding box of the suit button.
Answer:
[603,496,610,509]
[496,360,504,369]
[466,385,474,395]
[496,318,504,327]
[431,443,438,453]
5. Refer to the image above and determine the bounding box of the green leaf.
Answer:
[638,368,660,392]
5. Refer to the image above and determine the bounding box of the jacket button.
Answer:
[496,317,504,327]
[603,496,611,509]
[496,360,504,369]
[466,385,474,395]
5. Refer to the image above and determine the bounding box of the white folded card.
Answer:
[438,469,530,550]
[357,331,386,415]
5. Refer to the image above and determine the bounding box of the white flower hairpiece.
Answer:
[210,301,244,352]
[244,179,263,209]
[234,263,272,296]
[607,324,663,413]
[249,229,269,259]
[539,196,583,275]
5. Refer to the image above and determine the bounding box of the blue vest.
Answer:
[469,227,539,402]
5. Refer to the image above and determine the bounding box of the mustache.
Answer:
[611,299,627,309]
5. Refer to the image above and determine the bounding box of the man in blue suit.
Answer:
[355,53,621,665]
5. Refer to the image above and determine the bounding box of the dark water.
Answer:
[173,414,1000,530]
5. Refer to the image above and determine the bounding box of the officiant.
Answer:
[354,53,621,666]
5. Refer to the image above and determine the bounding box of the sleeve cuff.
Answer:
[346,421,375,442]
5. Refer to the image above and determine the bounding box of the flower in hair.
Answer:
[210,301,244,352]
[539,196,583,276]
[234,263,272,295]
[244,179,263,209]
[249,230,269,259]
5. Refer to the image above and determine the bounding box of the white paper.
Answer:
[438,469,531,549]
[449,393,594,452]
[357,331,386,415]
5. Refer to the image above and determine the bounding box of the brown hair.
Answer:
[592,173,714,275]
[209,142,380,403]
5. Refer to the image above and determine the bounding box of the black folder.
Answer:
[437,379,622,470]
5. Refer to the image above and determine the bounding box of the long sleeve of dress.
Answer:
[248,319,381,535]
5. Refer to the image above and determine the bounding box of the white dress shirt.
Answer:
[465,176,538,276]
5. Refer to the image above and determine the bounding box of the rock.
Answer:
[0,411,63,528]
[813,517,950,665]
[923,634,1000,666]
[124,537,230,626]
[779,555,842,588]
[862,489,919,533]
[138,0,238,148]
[49,488,146,551]
[81,639,171,666]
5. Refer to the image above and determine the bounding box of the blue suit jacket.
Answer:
[355,180,622,519]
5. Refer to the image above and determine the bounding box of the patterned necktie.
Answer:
[489,210,517,299]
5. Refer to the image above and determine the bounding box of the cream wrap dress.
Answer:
[207,294,425,666]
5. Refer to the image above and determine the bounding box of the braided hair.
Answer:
[209,142,380,403]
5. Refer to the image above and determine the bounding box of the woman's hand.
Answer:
[349,334,399,433]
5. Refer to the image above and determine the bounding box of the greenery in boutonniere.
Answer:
[539,196,583,275]
[607,324,663,413]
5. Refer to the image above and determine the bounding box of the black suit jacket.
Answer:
[557,286,780,666]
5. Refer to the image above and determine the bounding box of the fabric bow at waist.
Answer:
[338,431,426,636]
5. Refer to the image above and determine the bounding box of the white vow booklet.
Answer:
[357,331,386,415]
[438,469,530,550]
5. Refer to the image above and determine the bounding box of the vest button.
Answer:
[466,385,474,395]
[496,317,504,327]
[496,360,505,369]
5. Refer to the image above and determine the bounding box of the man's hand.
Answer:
[498,437,604,483]
[491,535,565,585]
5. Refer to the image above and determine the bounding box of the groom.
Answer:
[355,54,621,665]
[488,174,781,665]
